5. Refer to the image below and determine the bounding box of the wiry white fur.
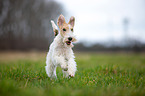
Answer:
[45,20,77,79]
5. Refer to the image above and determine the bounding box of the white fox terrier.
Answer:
[45,15,77,79]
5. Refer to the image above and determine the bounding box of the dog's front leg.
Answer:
[53,56,68,71]
[67,58,77,77]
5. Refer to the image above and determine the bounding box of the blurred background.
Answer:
[0,0,145,52]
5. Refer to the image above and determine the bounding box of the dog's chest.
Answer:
[55,45,71,58]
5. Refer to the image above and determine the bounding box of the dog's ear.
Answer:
[69,16,75,27]
[51,20,58,36]
[57,14,66,27]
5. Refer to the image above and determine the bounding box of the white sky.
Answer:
[55,0,145,44]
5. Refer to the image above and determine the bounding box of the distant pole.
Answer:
[123,18,129,45]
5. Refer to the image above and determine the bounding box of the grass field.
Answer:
[0,51,145,96]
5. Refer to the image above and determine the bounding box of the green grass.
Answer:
[0,52,145,96]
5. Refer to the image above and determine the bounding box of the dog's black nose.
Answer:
[68,37,72,41]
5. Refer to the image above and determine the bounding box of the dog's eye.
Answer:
[71,28,73,31]
[63,28,66,31]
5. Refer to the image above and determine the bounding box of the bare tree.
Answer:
[0,0,65,50]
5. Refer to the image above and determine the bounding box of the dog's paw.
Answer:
[69,74,74,78]
[69,75,75,78]
[61,65,68,71]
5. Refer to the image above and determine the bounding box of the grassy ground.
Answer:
[0,51,145,96]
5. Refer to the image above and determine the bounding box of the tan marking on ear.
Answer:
[68,16,75,27]
[57,14,66,28]
[54,29,58,36]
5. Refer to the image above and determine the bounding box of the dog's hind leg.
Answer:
[45,61,57,78]
[52,66,57,78]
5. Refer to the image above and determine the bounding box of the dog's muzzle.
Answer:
[66,37,72,45]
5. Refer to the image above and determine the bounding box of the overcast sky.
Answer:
[55,0,145,44]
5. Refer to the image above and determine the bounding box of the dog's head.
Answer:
[51,15,77,47]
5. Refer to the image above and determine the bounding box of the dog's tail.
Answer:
[51,20,58,36]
